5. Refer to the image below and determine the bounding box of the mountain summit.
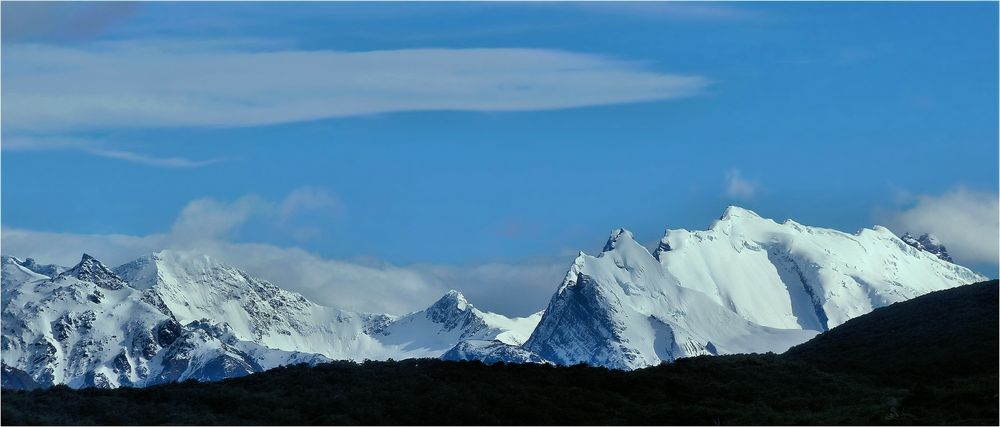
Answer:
[60,254,128,290]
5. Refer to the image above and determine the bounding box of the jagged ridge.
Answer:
[2,252,538,388]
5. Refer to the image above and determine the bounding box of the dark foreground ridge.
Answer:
[3,280,997,425]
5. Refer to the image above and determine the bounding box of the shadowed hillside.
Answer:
[786,279,998,382]
[2,281,996,425]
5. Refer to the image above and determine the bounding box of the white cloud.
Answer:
[2,136,224,168]
[169,195,269,241]
[173,240,448,316]
[0,189,566,316]
[279,186,345,222]
[2,40,709,133]
[886,188,999,266]
[0,227,167,268]
[167,189,347,241]
[724,169,757,200]
[82,148,224,168]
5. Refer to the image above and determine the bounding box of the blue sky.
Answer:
[2,2,998,314]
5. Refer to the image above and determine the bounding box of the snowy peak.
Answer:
[112,253,159,290]
[561,253,587,285]
[598,227,654,261]
[60,254,127,290]
[421,290,480,333]
[379,290,542,355]
[719,205,764,221]
[115,250,236,290]
[602,228,636,252]
[1,256,67,285]
[901,233,953,263]
[15,257,67,278]
[708,206,773,233]
[428,290,471,314]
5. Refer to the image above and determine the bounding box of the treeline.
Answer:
[3,355,996,425]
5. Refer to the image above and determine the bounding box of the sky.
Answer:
[2,2,998,316]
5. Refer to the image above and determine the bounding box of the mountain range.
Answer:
[5,279,995,425]
[1,206,987,388]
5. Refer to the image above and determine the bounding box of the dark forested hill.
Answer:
[786,279,998,382]
[2,281,997,425]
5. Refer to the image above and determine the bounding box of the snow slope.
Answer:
[654,207,985,330]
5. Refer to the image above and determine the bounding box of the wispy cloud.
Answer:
[2,40,710,133]
[2,136,226,168]
[724,169,757,200]
[82,148,225,168]
[885,187,999,266]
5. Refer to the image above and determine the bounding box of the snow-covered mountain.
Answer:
[113,250,386,361]
[375,290,543,355]
[1,252,539,388]
[522,228,818,370]
[442,339,551,365]
[1,254,332,388]
[521,206,986,369]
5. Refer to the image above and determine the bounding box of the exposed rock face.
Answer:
[60,254,128,290]
[901,233,954,263]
